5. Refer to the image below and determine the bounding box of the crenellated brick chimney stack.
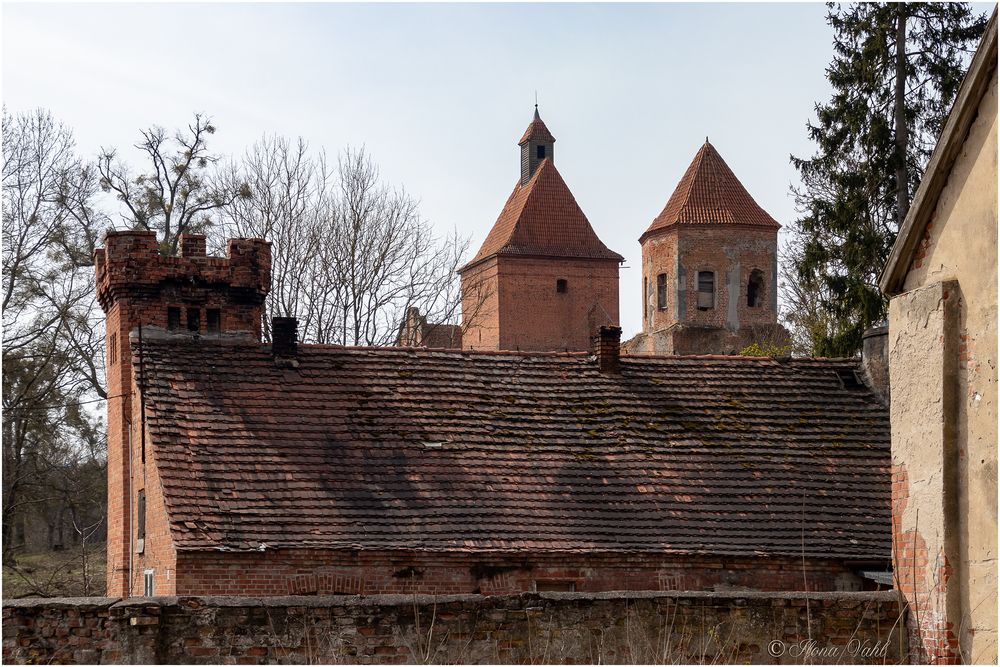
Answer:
[94,231,270,596]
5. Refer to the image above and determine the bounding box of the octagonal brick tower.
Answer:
[627,140,789,355]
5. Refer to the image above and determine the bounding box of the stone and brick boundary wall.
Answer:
[3,591,907,664]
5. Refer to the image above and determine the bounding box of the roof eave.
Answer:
[879,9,998,297]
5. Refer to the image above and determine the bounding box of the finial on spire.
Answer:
[705,135,709,144]
[534,91,540,119]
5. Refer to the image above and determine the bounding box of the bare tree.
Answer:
[2,108,107,567]
[217,141,471,346]
[98,113,249,255]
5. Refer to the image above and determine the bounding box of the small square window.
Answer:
[536,145,546,160]
[186,308,200,332]
[556,279,567,293]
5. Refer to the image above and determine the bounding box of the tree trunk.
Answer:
[894,6,910,227]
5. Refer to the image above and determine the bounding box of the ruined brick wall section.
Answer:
[170,550,859,597]
[94,231,271,599]
[640,225,778,339]
[2,591,906,665]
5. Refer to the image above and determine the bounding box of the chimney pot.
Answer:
[272,317,298,358]
[593,326,622,374]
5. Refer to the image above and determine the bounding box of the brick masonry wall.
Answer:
[3,591,907,664]
[640,225,778,338]
[462,255,620,352]
[161,550,865,597]
[95,231,272,598]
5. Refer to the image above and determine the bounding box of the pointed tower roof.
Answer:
[463,158,623,269]
[641,141,780,241]
[519,106,556,144]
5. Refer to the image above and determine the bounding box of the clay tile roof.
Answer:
[138,339,891,560]
[518,107,555,145]
[642,141,780,241]
[464,159,624,269]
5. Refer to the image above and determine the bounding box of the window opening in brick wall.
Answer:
[643,276,648,321]
[144,569,154,596]
[656,273,667,311]
[697,271,715,310]
[167,307,181,331]
[747,269,764,308]
[109,332,118,366]
[534,579,576,592]
[556,279,567,293]
[137,489,146,553]
[186,308,200,332]
[207,309,221,333]
[536,145,546,160]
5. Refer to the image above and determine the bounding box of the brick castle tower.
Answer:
[458,108,623,351]
[95,231,270,596]
[624,140,789,355]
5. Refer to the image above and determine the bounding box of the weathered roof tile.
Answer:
[139,341,890,560]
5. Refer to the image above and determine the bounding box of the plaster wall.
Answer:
[891,72,998,663]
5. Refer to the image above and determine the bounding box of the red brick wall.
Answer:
[169,549,863,597]
[463,255,619,352]
[641,225,777,339]
[95,231,271,598]
[2,591,908,665]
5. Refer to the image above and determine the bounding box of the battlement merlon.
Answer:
[95,231,271,313]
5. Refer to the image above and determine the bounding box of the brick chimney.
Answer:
[861,324,889,404]
[593,326,622,374]
[272,317,299,359]
[94,231,270,597]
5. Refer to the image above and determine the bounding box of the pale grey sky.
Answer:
[5,2,847,337]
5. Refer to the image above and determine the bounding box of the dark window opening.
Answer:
[747,269,764,308]
[143,570,154,597]
[186,308,200,332]
[697,271,715,310]
[836,368,865,390]
[556,279,567,293]
[535,580,576,592]
[207,309,221,333]
[536,145,546,160]
[643,276,648,321]
[167,307,181,331]
[137,489,146,541]
[656,273,667,311]
[109,333,118,366]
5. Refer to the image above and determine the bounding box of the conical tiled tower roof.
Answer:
[641,141,780,241]
[465,159,623,267]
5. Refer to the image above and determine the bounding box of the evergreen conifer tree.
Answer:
[788,3,987,356]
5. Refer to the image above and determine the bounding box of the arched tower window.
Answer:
[747,269,764,308]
